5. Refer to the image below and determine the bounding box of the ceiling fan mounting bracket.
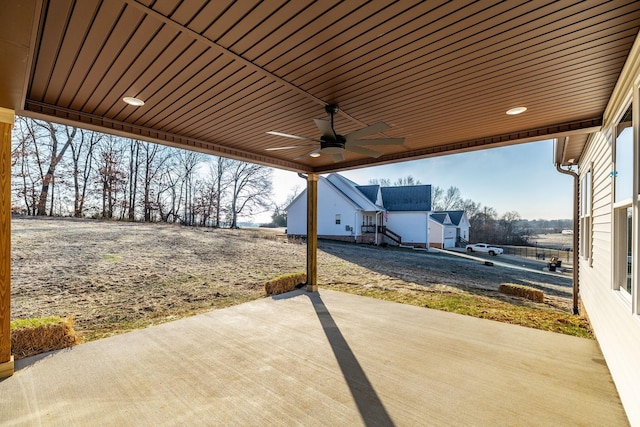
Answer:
[325,104,339,115]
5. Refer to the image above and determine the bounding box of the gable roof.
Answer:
[287,173,433,212]
[324,174,380,211]
[355,185,380,205]
[430,213,450,225]
[444,210,465,226]
[380,186,431,212]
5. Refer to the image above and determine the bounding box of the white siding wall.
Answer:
[286,192,307,235]
[286,179,360,238]
[386,212,428,245]
[458,218,470,241]
[429,221,444,247]
[577,55,640,424]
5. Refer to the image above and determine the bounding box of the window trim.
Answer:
[580,166,593,264]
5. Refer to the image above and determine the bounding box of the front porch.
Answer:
[0,289,626,425]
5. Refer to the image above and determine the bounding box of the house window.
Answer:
[614,105,633,203]
[613,102,634,302]
[614,206,633,297]
[335,214,341,224]
[580,168,592,263]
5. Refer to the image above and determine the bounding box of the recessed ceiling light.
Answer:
[506,106,527,115]
[309,152,321,158]
[123,96,145,106]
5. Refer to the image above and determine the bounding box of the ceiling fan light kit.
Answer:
[265,104,405,163]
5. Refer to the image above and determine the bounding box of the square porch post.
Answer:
[0,108,14,378]
[306,173,318,292]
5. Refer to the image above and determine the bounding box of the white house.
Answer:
[429,211,470,249]
[559,33,640,424]
[287,173,469,248]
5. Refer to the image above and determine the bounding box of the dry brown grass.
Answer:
[265,272,307,296]
[12,218,585,342]
[11,317,77,359]
[498,283,544,303]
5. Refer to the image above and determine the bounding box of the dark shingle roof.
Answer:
[430,213,448,224]
[380,185,431,211]
[444,210,464,226]
[355,185,380,204]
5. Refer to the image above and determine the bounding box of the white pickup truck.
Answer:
[465,243,503,256]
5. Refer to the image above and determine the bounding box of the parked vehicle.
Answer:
[465,243,504,256]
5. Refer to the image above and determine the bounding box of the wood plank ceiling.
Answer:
[14,0,640,172]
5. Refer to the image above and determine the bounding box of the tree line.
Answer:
[370,175,537,245]
[11,117,272,228]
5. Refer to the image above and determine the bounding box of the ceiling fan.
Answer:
[265,105,404,162]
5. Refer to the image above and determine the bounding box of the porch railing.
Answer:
[361,224,402,244]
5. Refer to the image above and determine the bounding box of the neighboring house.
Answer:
[429,210,470,249]
[561,37,640,424]
[287,173,469,248]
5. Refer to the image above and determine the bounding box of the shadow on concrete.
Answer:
[305,291,395,427]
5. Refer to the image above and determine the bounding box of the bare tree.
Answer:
[176,150,203,225]
[12,117,41,215]
[140,143,171,222]
[227,160,272,228]
[96,136,127,219]
[192,175,219,226]
[368,178,391,186]
[211,157,232,227]
[393,175,421,186]
[271,186,302,226]
[125,139,141,220]
[69,129,101,217]
[441,186,462,211]
[499,211,522,244]
[431,185,444,211]
[34,121,77,215]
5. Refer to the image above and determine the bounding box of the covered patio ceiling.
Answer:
[2,0,640,172]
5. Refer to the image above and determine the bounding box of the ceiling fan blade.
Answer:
[266,131,318,142]
[313,119,336,139]
[332,152,344,163]
[344,121,391,142]
[347,145,383,158]
[294,148,321,160]
[265,144,315,151]
[347,137,404,147]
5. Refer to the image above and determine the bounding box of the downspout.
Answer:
[555,162,580,315]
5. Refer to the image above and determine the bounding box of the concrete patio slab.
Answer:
[0,289,628,426]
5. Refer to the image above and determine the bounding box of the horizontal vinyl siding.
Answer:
[579,92,640,424]
[585,129,612,285]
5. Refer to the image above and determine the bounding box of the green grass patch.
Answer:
[325,284,593,339]
[11,316,63,330]
[11,316,78,359]
[103,253,123,262]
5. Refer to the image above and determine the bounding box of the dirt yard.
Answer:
[11,217,576,341]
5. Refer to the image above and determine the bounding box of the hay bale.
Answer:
[265,272,307,296]
[11,317,78,360]
[499,284,544,303]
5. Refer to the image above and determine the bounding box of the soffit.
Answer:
[10,0,640,172]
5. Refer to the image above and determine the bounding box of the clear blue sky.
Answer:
[259,139,573,223]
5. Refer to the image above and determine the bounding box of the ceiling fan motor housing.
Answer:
[321,135,346,153]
